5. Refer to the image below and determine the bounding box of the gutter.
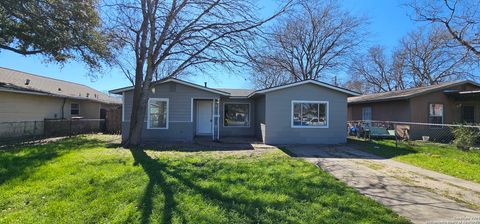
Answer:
[0,88,120,105]
[61,98,66,119]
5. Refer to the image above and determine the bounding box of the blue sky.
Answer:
[0,0,417,93]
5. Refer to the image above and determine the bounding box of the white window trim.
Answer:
[223,102,251,128]
[147,98,169,130]
[71,102,80,116]
[291,100,329,128]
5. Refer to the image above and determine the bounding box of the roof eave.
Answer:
[0,87,121,104]
[348,80,480,104]
[109,86,133,94]
[348,96,410,104]
[249,80,360,97]
[109,78,231,96]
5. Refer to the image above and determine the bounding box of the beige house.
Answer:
[0,67,121,123]
[0,68,121,122]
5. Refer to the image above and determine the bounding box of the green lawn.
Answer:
[349,137,480,184]
[0,135,409,224]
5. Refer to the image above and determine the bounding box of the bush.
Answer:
[451,125,480,150]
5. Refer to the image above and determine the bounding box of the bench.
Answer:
[367,127,396,139]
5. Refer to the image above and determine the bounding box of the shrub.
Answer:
[451,125,480,150]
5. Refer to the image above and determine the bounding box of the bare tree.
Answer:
[400,26,471,86]
[106,0,290,146]
[348,46,408,93]
[407,0,480,58]
[349,46,397,93]
[248,0,367,88]
[342,79,370,94]
[348,26,472,94]
[248,56,290,89]
[390,49,408,90]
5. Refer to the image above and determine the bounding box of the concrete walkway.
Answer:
[287,145,480,224]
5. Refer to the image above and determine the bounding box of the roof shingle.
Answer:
[214,88,255,97]
[348,80,480,104]
[0,67,121,104]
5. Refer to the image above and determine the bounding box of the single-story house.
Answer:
[110,78,359,145]
[348,80,480,124]
[0,67,122,137]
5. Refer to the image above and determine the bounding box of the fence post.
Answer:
[33,121,37,142]
[394,123,398,148]
[69,119,72,138]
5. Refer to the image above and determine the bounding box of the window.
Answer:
[428,104,444,124]
[71,103,80,115]
[224,103,250,127]
[362,107,372,121]
[147,98,168,129]
[292,101,328,128]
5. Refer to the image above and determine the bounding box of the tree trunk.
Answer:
[123,67,150,147]
[127,87,147,147]
[124,65,155,148]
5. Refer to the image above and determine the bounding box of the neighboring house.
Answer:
[348,80,480,124]
[0,67,121,123]
[110,79,358,145]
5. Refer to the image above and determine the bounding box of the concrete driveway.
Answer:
[287,145,480,224]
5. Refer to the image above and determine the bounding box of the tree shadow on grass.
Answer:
[0,137,108,185]
[129,149,409,224]
[130,149,293,224]
[130,149,176,224]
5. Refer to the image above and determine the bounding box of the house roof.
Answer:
[0,67,121,104]
[348,80,480,104]
[249,79,360,97]
[110,78,359,98]
[214,88,255,97]
[109,78,231,96]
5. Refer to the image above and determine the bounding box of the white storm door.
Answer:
[196,101,213,134]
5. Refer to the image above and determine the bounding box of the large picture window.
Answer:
[428,103,443,124]
[292,101,328,128]
[148,98,169,129]
[224,103,250,127]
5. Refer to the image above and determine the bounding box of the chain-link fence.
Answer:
[347,120,480,145]
[0,119,113,145]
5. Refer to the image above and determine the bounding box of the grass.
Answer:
[349,137,480,184]
[0,135,410,224]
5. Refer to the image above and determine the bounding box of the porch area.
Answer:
[194,136,274,150]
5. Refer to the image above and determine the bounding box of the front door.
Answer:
[462,105,475,124]
[196,101,212,135]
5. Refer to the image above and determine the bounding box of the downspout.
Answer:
[217,98,220,141]
[61,98,66,119]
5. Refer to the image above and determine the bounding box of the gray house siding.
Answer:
[264,83,348,144]
[120,80,351,144]
[219,97,256,137]
[122,82,220,143]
